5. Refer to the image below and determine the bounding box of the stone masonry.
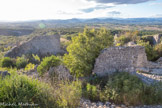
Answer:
[153,34,162,45]
[5,34,61,58]
[93,46,148,76]
[146,34,162,45]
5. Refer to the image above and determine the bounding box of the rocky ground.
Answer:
[79,68,162,108]
[79,99,162,108]
[136,72,162,83]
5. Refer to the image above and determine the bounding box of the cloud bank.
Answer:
[86,0,154,4]
[80,5,114,13]
[108,11,121,15]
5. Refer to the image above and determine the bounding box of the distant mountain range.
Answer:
[21,18,162,24]
[0,18,162,29]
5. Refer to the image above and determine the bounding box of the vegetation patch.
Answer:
[0,71,57,108]
[82,72,162,106]
[37,55,61,76]
[64,28,114,77]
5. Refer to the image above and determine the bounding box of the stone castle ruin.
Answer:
[145,34,162,45]
[5,34,61,58]
[93,46,148,76]
[93,45,162,84]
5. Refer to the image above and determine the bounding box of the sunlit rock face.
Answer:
[145,34,162,45]
[93,46,148,76]
[153,34,162,45]
[5,34,61,58]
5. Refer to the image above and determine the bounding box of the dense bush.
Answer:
[55,81,82,108]
[82,72,162,106]
[137,40,158,61]
[63,28,113,77]
[100,72,162,105]
[16,56,28,69]
[25,63,35,71]
[83,83,100,101]
[32,54,40,62]
[100,72,144,105]
[115,35,131,46]
[25,54,40,64]
[37,55,61,76]
[115,31,140,46]
[0,72,57,108]
[1,57,15,68]
[154,43,162,59]
[141,36,155,45]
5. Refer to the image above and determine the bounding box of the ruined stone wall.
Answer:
[5,34,61,58]
[145,34,162,45]
[93,46,148,76]
[153,34,162,44]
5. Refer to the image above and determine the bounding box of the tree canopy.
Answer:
[63,28,114,77]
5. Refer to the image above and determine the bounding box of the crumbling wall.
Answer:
[145,34,162,45]
[153,34,162,45]
[93,46,148,76]
[5,34,61,58]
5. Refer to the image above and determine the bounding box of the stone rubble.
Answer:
[157,57,162,64]
[78,99,162,108]
[48,65,73,81]
[134,72,162,84]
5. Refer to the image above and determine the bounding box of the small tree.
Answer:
[137,40,158,61]
[63,28,114,77]
[37,55,61,76]
[154,43,162,59]
[1,57,15,68]
[115,35,131,46]
[16,55,28,69]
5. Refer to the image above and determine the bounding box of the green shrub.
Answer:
[37,55,61,76]
[141,36,155,45]
[32,54,40,64]
[100,72,162,105]
[16,56,28,69]
[55,81,82,108]
[83,83,100,101]
[1,57,15,68]
[115,31,140,46]
[137,40,158,61]
[63,28,113,77]
[154,43,162,59]
[115,35,131,46]
[24,54,40,64]
[82,72,162,105]
[23,54,40,64]
[25,63,35,71]
[0,72,57,108]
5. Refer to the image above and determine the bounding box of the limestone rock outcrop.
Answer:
[146,34,162,45]
[93,46,148,76]
[125,41,136,46]
[5,34,61,58]
[153,34,162,45]
[48,65,72,81]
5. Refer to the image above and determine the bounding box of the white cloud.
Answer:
[0,0,95,21]
[0,0,161,21]
[87,0,155,4]
[149,2,162,6]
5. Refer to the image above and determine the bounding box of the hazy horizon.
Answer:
[0,0,162,22]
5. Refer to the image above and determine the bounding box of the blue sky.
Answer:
[0,0,162,21]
